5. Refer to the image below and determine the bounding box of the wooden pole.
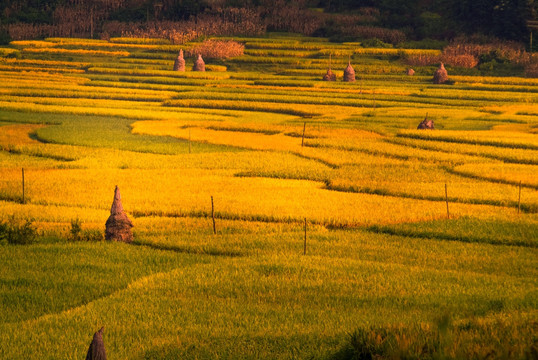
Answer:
[21,168,25,204]
[211,196,216,234]
[445,183,449,219]
[301,122,306,147]
[303,218,307,255]
[518,181,521,214]
[189,129,191,154]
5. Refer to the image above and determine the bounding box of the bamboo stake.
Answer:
[211,196,216,234]
[21,168,25,204]
[518,181,522,214]
[301,122,306,147]
[445,183,449,219]
[304,218,307,255]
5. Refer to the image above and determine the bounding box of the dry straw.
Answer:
[192,54,205,71]
[322,54,336,81]
[343,59,355,82]
[323,68,336,81]
[85,327,107,360]
[173,49,185,71]
[105,186,133,243]
[417,114,434,129]
[433,62,448,84]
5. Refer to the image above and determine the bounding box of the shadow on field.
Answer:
[132,241,244,258]
[367,216,537,248]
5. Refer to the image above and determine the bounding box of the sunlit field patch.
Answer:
[452,162,538,188]
[0,167,522,229]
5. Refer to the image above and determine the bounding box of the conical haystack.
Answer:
[105,186,133,243]
[173,49,185,71]
[192,54,205,71]
[417,115,434,129]
[343,61,355,82]
[406,68,415,76]
[323,68,336,81]
[433,63,448,84]
[86,327,107,360]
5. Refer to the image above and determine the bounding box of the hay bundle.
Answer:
[417,115,434,129]
[192,54,205,71]
[343,61,355,82]
[406,68,415,76]
[85,327,107,360]
[173,49,185,71]
[433,63,448,84]
[323,68,336,81]
[322,54,336,81]
[105,186,133,243]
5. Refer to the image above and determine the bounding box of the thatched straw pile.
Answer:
[105,186,133,243]
[407,68,415,76]
[173,49,185,71]
[417,115,434,129]
[85,327,107,360]
[343,61,355,82]
[323,68,336,81]
[433,63,448,84]
[322,54,336,81]
[192,54,205,71]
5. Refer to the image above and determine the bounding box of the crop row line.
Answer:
[367,224,536,248]
[384,139,538,165]
[396,133,538,150]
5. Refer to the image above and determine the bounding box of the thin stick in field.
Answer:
[304,217,307,255]
[211,196,216,234]
[301,122,306,147]
[445,183,450,219]
[518,181,522,214]
[21,167,25,204]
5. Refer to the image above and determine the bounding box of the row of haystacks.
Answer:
[171,40,441,82]
[323,57,356,82]
[172,39,244,72]
[323,58,446,84]
[173,50,205,71]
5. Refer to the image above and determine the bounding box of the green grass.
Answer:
[0,228,536,359]
[0,242,187,323]
[22,112,240,155]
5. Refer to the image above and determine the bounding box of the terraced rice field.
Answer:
[0,35,536,359]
